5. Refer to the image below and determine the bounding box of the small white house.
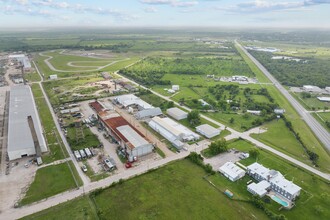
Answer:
[219,162,245,182]
[49,74,58,80]
[196,124,220,138]
[167,107,188,120]
[172,85,180,91]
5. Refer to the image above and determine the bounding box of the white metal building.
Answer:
[116,125,154,158]
[167,107,188,120]
[135,107,162,119]
[148,116,199,149]
[196,124,220,138]
[7,85,47,160]
[172,85,180,91]
[49,74,58,80]
[317,97,330,102]
[9,54,32,71]
[114,94,153,110]
[219,162,245,182]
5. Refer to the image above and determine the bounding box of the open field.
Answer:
[21,145,330,220]
[19,161,82,206]
[25,71,41,82]
[23,159,268,220]
[67,127,101,151]
[222,139,330,220]
[20,196,97,220]
[250,119,310,164]
[236,46,330,172]
[42,76,109,106]
[34,51,141,78]
[291,92,330,111]
[31,84,68,163]
[312,112,330,132]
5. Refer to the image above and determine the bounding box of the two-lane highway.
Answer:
[236,41,330,150]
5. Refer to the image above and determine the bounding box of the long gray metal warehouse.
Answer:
[7,85,47,160]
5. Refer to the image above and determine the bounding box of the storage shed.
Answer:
[196,124,220,138]
[166,107,188,120]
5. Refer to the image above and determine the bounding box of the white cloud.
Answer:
[144,6,158,13]
[222,0,330,13]
[140,0,198,7]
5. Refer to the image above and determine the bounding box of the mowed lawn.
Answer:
[224,139,330,220]
[312,112,330,132]
[92,159,267,220]
[20,161,82,206]
[250,119,313,166]
[20,196,97,220]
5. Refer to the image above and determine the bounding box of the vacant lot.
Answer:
[21,196,97,220]
[22,159,268,220]
[31,84,68,163]
[19,161,82,206]
[250,119,312,166]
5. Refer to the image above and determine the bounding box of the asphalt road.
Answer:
[236,41,330,150]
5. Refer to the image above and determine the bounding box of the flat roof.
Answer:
[317,97,330,102]
[270,174,301,195]
[8,85,47,155]
[196,124,219,135]
[247,162,271,180]
[167,107,188,117]
[248,180,271,196]
[219,162,245,179]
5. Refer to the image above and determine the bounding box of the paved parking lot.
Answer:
[204,150,243,171]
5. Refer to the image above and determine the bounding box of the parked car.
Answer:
[125,162,132,168]
[81,165,87,172]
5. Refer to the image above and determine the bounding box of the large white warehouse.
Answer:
[148,116,199,149]
[166,107,188,120]
[7,85,47,160]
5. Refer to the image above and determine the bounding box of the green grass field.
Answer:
[66,127,101,151]
[291,92,330,111]
[312,112,330,132]
[20,196,97,220]
[35,51,141,78]
[250,119,312,165]
[31,84,68,163]
[236,45,330,172]
[19,161,82,206]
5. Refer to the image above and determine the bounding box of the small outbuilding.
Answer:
[167,107,188,120]
[135,107,162,119]
[49,74,58,80]
[172,85,180,91]
[195,124,220,138]
[219,162,245,182]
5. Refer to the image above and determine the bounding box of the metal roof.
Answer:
[115,94,153,109]
[196,124,220,137]
[166,107,187,119]
[8,85,47,157]
[135,107,162,119]
[117,125,150,149]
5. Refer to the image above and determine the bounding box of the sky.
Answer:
[0,0,330,28]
